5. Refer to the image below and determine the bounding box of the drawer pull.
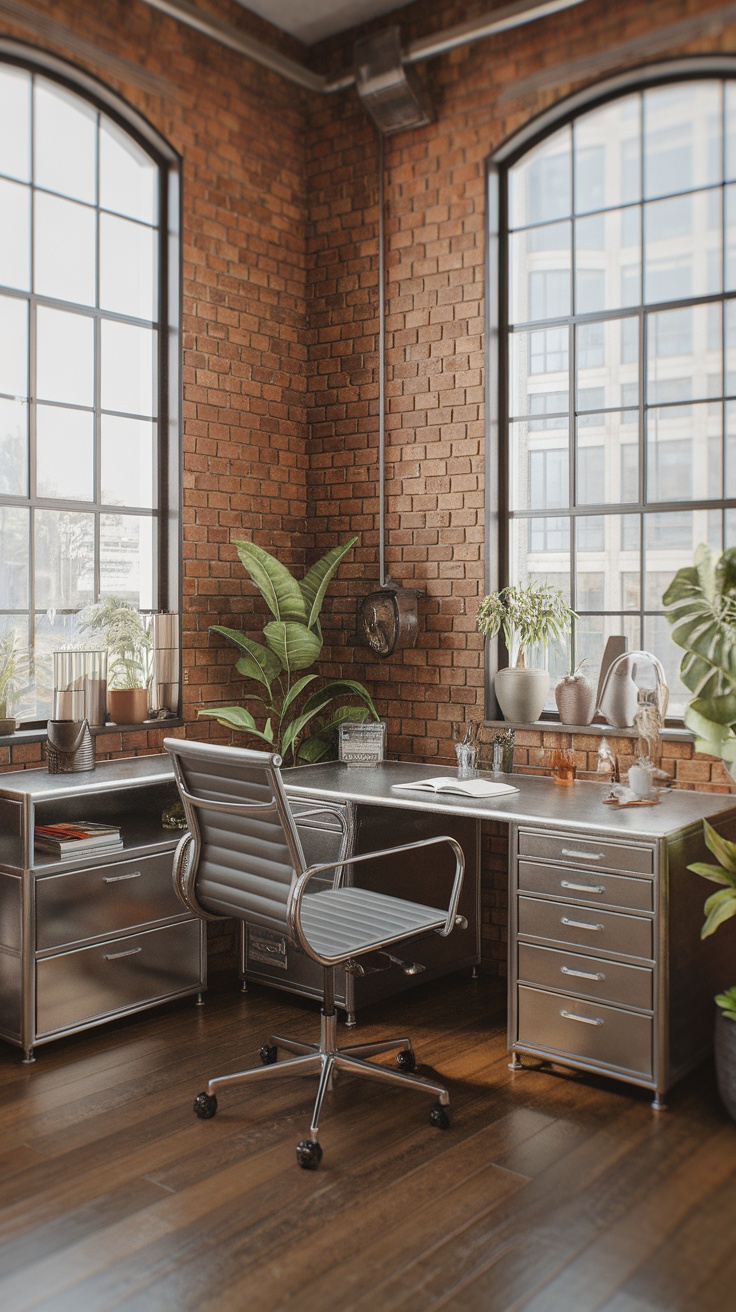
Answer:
[103,947,142,961]
[102,871,141,884]
[560,848,603,862]
[561,916,604,932]
[561,1009,604,1026]
[561,965,606,981]
[560,880,605,894]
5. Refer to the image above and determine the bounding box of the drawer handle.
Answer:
[561,1009,604,1026]
[560,848,603,861]
[560,880,605,894]
[103,947,142,961]
[103,871,141,884]
[561,965,606,981]
[561,916,604,932]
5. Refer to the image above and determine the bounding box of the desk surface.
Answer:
[282,760,736,840]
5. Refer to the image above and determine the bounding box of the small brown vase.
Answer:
[555,674,597,725]
[107,687,149,725]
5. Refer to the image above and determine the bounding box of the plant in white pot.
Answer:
[476,581,575,724]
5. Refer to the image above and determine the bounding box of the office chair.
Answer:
[165,738,465,1169]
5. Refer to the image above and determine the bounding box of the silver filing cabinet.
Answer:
[509,816,736,1108]
[0,757,206,1062]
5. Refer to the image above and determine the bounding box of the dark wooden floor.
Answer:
[1,973,736,1312]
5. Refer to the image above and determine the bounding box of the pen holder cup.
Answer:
[46,719,95,774]
[455,742,478,780]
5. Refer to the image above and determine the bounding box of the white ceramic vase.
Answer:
[495,667,549,724]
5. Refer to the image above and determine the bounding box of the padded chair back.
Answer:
[164,738,306,935]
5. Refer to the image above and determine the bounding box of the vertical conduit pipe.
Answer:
[377,128,387,589]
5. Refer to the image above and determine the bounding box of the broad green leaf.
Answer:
[300,678,379,721]
[282,673,318,717]
[300,537,358,631]
[234,540,307,623]
[197,707,275,746]
[235,654,272,694]
[297,734,334,763]
[687,861,736,887]
[715,987,736,1018]
[663,545,736,731]
[264,620,322,674]
[701,887,736,937]
[703,819,736,874]
[262,717,274,743]
[210,627,283,683]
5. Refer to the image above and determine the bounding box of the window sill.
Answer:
[0,719,184,749]
[483,718,694,742]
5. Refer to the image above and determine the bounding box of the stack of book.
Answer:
[34,821,124,858]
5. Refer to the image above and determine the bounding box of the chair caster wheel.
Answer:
[193,1091,217,1119]
[296,1139,322,1170]
[260,1044,278,1065]
[430,1102,450,1130]
[397,1048,416,1072]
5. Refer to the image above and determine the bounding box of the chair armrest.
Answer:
[288,834,465,955]
[172,831,220,922]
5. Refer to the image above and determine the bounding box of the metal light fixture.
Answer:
[354,27,433,136]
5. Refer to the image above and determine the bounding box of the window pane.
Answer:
[509,328,568,417]
[0,179,30,292]
[0,398,28,496]
[37,307,94,407]
[726,401,736,497]
[0,296,28,398]
[510,418,569,513]
[576,317,639,411]
[575,209,641,313]
[642,612,688,715]
[575,412,639,505]
[99,118,158,225]
[576,513,641,609]
[510,515,570,598]
[36,405,94,501]
[100,514,155,609]
[643,510,720,606]
[101,415,155,508]
[644,192,721,303]
[643,83,722,199]
[0,506,28,608]
[33,192,96,307]
[646,402,721,503]
[725,184,736,291]
[727,300,736,395]
[508,222,570,325]
[99,213,158,321]
[573,94,641,213]
[101,320,156,417]
[34,79,96,203]
[647,305,721,404]
[0,67,30,183]
[34,509,94,610]
[509,126,572,228]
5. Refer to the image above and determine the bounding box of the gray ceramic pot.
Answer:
[715,1008,736,1121]
[494,667,549,724]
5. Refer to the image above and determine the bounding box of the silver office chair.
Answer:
[165,738,465,1169]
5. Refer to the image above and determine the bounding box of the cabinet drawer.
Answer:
[518,943,653,1011]
[518,895,653,960]
[36,851,182,950]
[517,984,653,1078]
[518,860,653,912]
[518,830,653,875]
[36,919,203,1036]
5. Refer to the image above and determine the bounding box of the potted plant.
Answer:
[0,632,18,734]
[476,581,575,723]
[199,536,379,762]
[79,598,152,724]
[663,543,736,1119]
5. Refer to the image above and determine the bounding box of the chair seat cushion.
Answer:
[299,886,445,960]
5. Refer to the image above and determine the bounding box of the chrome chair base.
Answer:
[197,1008,451,1165]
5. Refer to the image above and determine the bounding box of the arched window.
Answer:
[0,46,179,723]
[490,61,736,717]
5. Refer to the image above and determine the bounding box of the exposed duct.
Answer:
[139,0,589,96]
[354,26,433,136]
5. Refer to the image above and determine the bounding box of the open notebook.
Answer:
[390,776,519,799]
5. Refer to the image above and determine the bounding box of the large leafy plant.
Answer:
[662,543,736,777]
[199,536,378,762]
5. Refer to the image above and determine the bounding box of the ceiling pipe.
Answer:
[138,0,589,94]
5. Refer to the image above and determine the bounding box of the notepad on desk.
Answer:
[390,776,519,799]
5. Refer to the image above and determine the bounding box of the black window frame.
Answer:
[485,55,736,721]
[0,40,182,727]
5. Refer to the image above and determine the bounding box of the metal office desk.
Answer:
[282,760,736,1107]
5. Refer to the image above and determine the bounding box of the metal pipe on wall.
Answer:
[137,0,589,94]
[377,129,387,588]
